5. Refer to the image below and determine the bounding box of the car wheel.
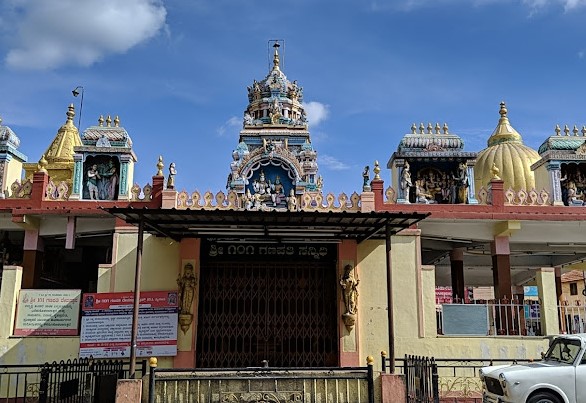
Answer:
[527,392,562,403]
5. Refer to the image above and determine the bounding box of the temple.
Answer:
[1,44,586,402]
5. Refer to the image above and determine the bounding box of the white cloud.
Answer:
[303,101,329,127]
[371,0,586,12]
[4,0,167,70]
[320,155,350,171]
[217,116,241,137]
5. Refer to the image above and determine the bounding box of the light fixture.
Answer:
[71,86,84,128]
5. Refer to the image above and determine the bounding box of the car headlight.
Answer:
[499,373,507,388]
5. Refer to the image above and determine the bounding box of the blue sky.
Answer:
[0,0,585,194]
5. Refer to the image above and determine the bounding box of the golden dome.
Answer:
[474,102,540,192]
[44,103,82,164]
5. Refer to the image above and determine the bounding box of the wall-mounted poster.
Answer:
[14,289,81,336]
[79,291,178,358]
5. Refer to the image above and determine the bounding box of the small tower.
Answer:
[69,114,137,201]
[23,104,82,195]
[227,41,319,209]
[0,116,27,198]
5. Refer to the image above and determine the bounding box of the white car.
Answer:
[480,334,586,403]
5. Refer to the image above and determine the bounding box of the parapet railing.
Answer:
[147,357,375,403]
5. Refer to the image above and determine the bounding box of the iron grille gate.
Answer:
[196,260,338,368]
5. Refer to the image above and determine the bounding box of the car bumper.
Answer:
[483,391,516,403]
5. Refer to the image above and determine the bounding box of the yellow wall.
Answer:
[107,230,180,292]
[0,230,181,368]
[5,159,23,193]
[356,233,550,364]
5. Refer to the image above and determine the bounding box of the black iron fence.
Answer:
[382,354,538,402]
[0,358,146,403]
[147,358,375,403]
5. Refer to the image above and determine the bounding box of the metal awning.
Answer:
[106,208,430,243]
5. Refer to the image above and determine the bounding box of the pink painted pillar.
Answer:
[338,239,359,367]
[174,238,200,368]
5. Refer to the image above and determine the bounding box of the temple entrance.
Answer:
[196,255,338,368]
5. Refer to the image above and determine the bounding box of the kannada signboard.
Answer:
[14,289,81,336]
[79,291,178,359]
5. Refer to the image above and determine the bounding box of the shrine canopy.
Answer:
[106,208,429,244]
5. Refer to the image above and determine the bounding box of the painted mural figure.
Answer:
[340,264,359,315]
[177,263,196,315]
[87,164,101,200]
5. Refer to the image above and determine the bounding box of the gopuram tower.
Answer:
[227,41,319,210]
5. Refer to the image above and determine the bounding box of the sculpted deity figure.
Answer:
[177,263,196,316]
[271,176,285,206]
[317,175,323,190]
[415,179,435,204]
[400,162,413,200]
[453,162,469,204]
[340,264,359,315]
[167,162,176,190]
[87,164,101,200]
[269,98,281,124]
[244,189,254,210]
[244,112,253,126]
[287,189,297,211]
[362,166,370,190]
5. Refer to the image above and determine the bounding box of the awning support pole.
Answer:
[129,217,144,378]
[385,222,395,373]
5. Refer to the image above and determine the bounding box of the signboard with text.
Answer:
[79,291,178,359]
[14,289,81,336]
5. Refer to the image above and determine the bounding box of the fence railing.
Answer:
[147,357,375,403]
[0,358,147,403]
[437,299,541,336]
[382,354,538,402]
[558,302,586,334]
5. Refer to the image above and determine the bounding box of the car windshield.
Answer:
[544,338,582,364]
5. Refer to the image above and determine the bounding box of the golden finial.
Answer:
[66,103,76,123]
[98,115,104,127]
[555,124,561,136]
[366,356,374,366]
[38,154,48,173]
[582,126,586,136]
[427,122,433,134]
[381,350,388,357]
[499,101,508,118]
[149,357,158,368]
[434,123,441,134]
[573,125,579,136]
[272,41,280,70]
[114,116,120,127]
[419,123,425,134]
[106,115,112,127]
[373,160,381,180]
[0,116,3,126]
[490,163,501,180]
[442,123,449,134]
[564,124,570,136]
[410,123,416,134]
[156,155,164,176]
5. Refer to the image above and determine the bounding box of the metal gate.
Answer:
[196,260,338,368]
